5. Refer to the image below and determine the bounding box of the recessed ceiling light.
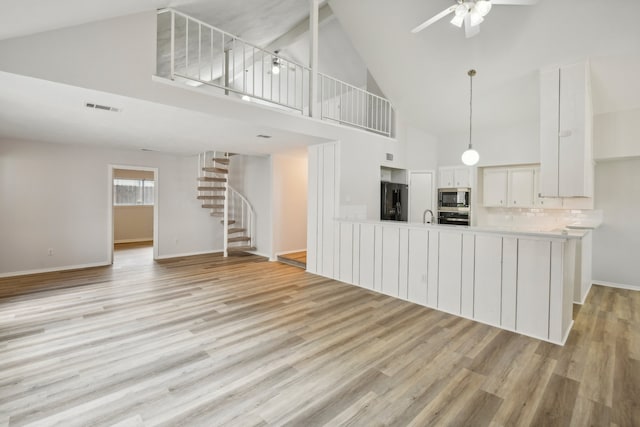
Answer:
[85,102,122,113]
[256,134,272,139]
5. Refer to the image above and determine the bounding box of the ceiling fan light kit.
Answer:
[411,0,537,38]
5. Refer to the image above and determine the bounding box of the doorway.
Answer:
[108,165,159,265]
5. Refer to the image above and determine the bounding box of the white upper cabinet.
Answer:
[508,168,535,208]
[484,167,536,208]
[539,61,594,198]
[483,169,508,207]
[534,168,563,208]
[439,167,471,188]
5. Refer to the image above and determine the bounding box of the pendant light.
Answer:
[461,69,480,166]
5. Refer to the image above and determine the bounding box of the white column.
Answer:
[309,0,320,118]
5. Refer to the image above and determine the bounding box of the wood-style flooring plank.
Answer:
[0,247,637,426]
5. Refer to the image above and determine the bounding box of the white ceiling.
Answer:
[328,0,640,135]
[0,71,329,155]
[2,0,639,151]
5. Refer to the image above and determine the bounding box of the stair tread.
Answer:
[202,204,224,209]
[202,167,229,174]
[197,195,225,200]
[228,236,251,243]
[212,158,230,165]
[227,245,256,253]
[228,228,246,234]
[198,177,227,182]
[197,186,226,191]
[221,220,236,224]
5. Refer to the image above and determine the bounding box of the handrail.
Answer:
[157,8,394,137]
[227,185,255,250]
[158,8,311,71]
[318,73,393,137]
[158,8,310,113]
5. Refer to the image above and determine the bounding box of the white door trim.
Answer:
[108,164,159,262]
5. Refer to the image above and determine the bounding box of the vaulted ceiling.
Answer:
[328,0,640,135]
[1,0,639,149]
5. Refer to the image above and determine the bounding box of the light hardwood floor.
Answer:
[0,248,638,426]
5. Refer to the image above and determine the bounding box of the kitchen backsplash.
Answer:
[477,207,603,230]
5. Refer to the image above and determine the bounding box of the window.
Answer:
[113,179,155,206]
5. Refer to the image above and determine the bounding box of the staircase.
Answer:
[197,151,255,256]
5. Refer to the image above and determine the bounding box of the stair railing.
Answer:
[226,186,255,253]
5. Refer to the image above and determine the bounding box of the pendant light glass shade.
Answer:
[461,148,480,166]
[462,69,480,166]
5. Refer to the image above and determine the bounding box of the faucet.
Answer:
[423,209,434,224]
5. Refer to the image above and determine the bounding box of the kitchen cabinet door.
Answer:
[407,229,428,305]
[381,227,400,297]
[438,231,463,315]
[534,168,563,208]
[508,168,535,208]
[474,235,503,326]
[439,168,455,188]
[539,62,593,198]
[483,169,508,207]
[454,167,471,188]
[517,239,551,340]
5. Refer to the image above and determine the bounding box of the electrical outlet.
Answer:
[47,248,53,256]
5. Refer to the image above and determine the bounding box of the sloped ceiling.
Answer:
[328,0,640,136]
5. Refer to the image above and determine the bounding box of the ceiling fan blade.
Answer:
[411,5,456,33]
[465,14,481,38]
[491,0,538,5]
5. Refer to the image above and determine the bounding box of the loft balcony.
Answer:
[156,8,394,138]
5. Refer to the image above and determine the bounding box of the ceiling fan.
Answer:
[411,0,538,38]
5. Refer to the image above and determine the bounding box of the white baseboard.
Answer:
[592,280,640,291]
[275,249,307,257]
[573,283,593,305]
[114,238,153,244]
[0,261,111,278]
[155,249,222,260]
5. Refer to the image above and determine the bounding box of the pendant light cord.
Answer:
[468,69,474,150]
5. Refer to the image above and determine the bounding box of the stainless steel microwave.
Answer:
[438,188,471,209]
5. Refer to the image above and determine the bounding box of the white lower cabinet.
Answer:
[437,231,463,315]
[501,238,518,330]
[381,227,400,297]
[335,221,574,345]
[474,235,503,326]
[407,229,428,305]
[517,240,551,340]
[358,224,375,290]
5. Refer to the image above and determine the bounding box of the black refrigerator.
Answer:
[380,182,408,221]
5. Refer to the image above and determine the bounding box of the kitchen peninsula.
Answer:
[331,219,585,345]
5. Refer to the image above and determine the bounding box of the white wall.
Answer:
[594,108,640,160]
[227,154,273,259]
[272,152,308,255]
[592,158,640,289]
[338,120,439,221]
[437,120,540,168]
[0,139,222,276]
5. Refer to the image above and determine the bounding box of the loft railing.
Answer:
[319,73,393,137]
[157,8,394,137]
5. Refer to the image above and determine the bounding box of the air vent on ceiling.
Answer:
[256,134,272,139]
[85,102,122,113]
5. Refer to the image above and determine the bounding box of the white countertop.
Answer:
[335,218,591,240]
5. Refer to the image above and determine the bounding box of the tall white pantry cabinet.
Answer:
[539,61,594,198]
